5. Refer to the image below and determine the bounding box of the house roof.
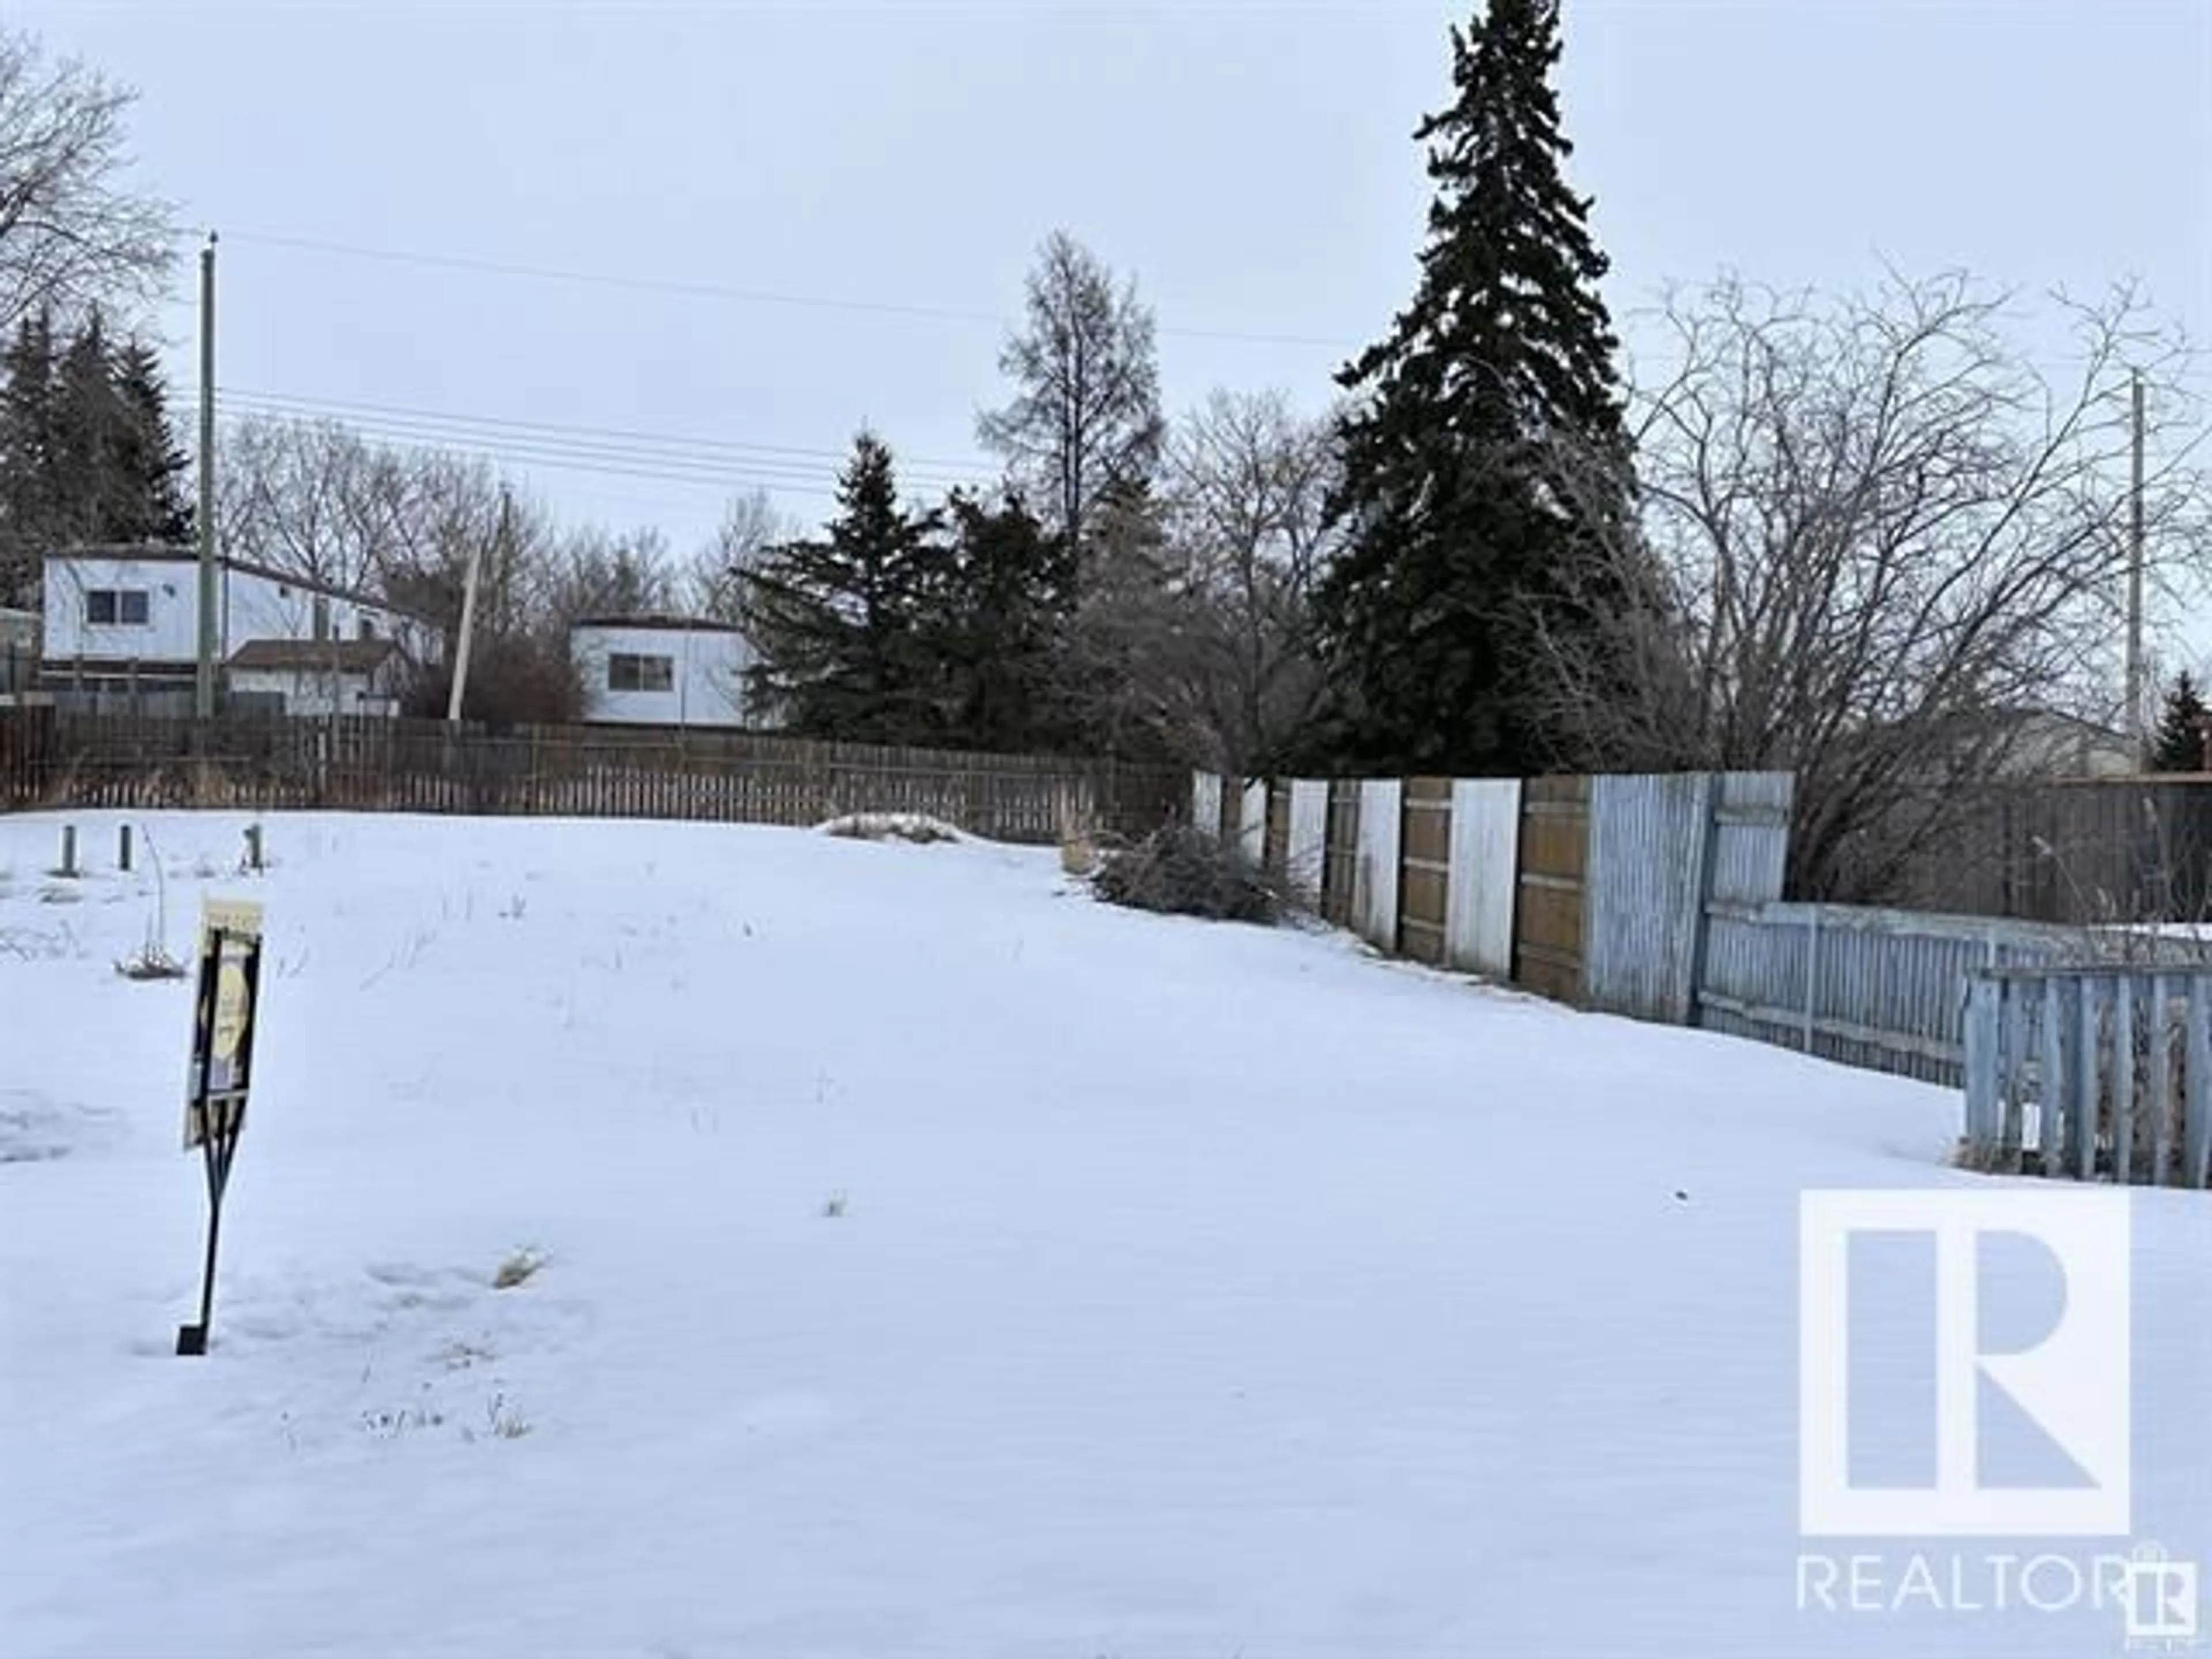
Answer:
[46,543,440,624]
[570,613,743,635]
[226,638,399,673]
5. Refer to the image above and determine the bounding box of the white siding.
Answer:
[41,555,435,669]
[572,624,751,727]
[1355,779,1402,950]
[1445,778,1521,976]
[43,555,197,664]
[229,665,393,717]
[1286,779,1330,902]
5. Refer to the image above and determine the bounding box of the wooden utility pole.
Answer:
[195,233,218,719]
[445,486,502,722]
[2126,369,2146,762]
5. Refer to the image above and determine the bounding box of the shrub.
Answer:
[1090,825,1281,924]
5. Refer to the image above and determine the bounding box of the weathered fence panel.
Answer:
[1444,778,1519,977]
[7,711,1180,843]
[1889,779,2212,923]
[1322,781,1361,927]
[1355,779,1402,951]
[1263,781,1292,879]
[1192,772,1222,843]
[1396,778,1452,967]
[1963,965,2212,1187]
[1695,902,2212,1089]
[1584,774,1715,1024]
[1286,780,1330,905]
[1512,775,1589,1004]
[0,702,54,808]
[1240,779,1268,868]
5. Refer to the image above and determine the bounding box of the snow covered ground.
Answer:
[1,809,2205,1658]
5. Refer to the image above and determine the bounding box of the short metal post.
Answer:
[59,824,76,877]
[118,823,132,873]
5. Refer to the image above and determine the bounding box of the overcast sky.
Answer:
[17,0,2211,581]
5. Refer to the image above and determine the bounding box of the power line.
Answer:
[215,385,996,479]
[214,397,994,504]
[211,228,1358,351]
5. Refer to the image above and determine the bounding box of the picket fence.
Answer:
[1961,965,2212,1188]
[0,708,1185,844]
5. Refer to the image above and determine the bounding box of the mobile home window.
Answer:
[85,588,150,626]
[607,653,674,693]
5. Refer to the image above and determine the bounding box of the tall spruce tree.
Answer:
[107,339,193,544]
[2153,671,2210,772]
[927,489,1063,752]
[0,309,59,607]
[740,431,942,741]
[1313,0,1626,774]
[0,310,191,607]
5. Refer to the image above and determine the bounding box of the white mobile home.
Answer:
[570,615,755,728]
[40,545,439,711]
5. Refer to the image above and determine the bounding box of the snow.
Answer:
[1,809,2205,1658]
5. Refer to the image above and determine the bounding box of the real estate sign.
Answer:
[184,897,264,1149]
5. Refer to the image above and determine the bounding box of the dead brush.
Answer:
[1056,794,1100,877]
[1091,824,1282,924]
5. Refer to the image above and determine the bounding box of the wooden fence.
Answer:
[1197,766,2212,1131]
[1962,965,2212,1188]
[0,709,1184,843]
[1878,778,2212,923]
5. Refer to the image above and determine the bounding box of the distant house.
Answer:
[226,637,411,717]
[1965,707,2139,779]
[569,615,755,728]
[39,544,440,713]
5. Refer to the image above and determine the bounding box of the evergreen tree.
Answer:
[0,310,191,603]
[2153,670,2210,772]
[926,489,1065,751]
[1313,0,1627,774]
[107,339,193,544]
[0,309,59,607]
[50,309,118,543]
[740,432,942,741]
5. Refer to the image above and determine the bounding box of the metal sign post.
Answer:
[177,897,264,1357]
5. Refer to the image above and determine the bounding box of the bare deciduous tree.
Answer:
[683,487,793,623]
[0,29,174,334]
[216,412,600,718]
[1062,389,1338,774]
[1529,271,2209,902]
[977,229,1163,552]
[546,522,675,624]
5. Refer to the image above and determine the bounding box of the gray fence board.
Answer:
[1584,773,1710,1024]
[1962,964,2212,1186]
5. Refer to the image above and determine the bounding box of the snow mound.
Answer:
[815,810,967,844]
